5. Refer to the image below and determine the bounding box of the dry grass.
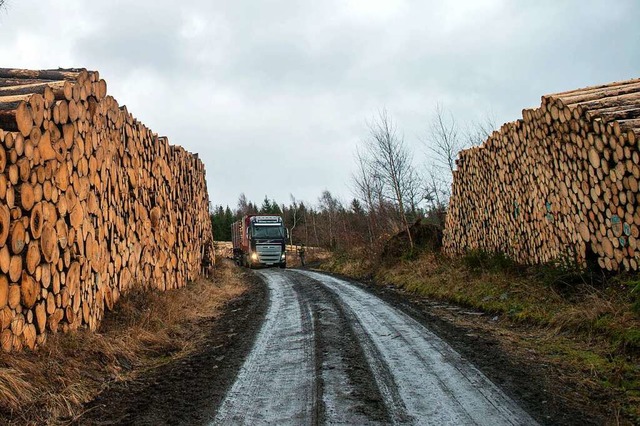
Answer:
[325,250,640,347]
[0,260,247,425]
[285,246,330,268]
[321,249,640,423]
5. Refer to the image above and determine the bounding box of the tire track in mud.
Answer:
[213,270,388,425]
[212,271,316,425]
[213,269,538,425]
[291,272,393,424]
[297,269,538,426]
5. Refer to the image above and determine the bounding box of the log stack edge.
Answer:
[0,68,214,352]
[444,78,640,272]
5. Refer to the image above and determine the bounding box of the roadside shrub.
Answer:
[531,262,590,288]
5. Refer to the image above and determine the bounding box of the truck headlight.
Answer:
[251,253,258,261]
[281,253,286,259]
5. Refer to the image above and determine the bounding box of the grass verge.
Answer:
[321,249,640,424]
[0,260,247,425]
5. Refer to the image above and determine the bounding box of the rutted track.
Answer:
[213,271,318,424]
[212,269,538,425]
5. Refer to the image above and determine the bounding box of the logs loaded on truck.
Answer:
[232,215,287,268]
[0,67,213,352]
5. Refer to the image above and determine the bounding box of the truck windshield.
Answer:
[252,226,285,239]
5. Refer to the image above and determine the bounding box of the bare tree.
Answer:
[352,148,379,244]
[236,193,250,217]
[427,106,497,169]
[427,104,465,174]
[236,193,259,216]
[466,111,497,147]
[424,105,496,208]
[319,190,339,248]
[365,109,416,249]
[311,208,320,247]
[405,168,424,220]
[424,169,449,210]
[288,194,300,245]
[299,202,309,246]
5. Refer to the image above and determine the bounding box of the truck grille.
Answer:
[256,245,282,265]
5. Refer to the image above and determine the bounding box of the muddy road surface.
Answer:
[213,269,537,425]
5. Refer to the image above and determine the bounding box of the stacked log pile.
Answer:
[444,78,640,272]
[0,68,213,352]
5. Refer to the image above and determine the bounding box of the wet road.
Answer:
[212,269,537,425]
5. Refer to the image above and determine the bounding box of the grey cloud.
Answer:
[1,0,639,208]
[72,2,185,75]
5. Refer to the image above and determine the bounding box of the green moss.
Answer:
[619,328,640,350]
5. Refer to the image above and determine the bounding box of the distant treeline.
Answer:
[212,192,375,248]
[211,189,434,251]
[210,195,283,242]
[212,107,494,253]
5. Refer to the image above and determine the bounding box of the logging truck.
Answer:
[232,215,287,268]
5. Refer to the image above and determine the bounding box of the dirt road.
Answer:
[213,269,537,425]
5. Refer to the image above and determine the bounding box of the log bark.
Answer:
[0,66,214,351]
[0,68,87,81]
[0,101,33,136]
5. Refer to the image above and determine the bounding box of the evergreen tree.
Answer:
[260,196,272,213]
[351,198,365,215]
[210,205,234,240]
[224,206,234,233]
[259,196,282,215]
[270,200,282,215]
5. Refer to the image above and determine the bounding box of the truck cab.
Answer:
[232,215,287,268]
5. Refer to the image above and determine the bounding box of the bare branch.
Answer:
[404,167,425,219]
[465,110,497,147]
[363,108,417,248]
[288,194,300,245]
[423,169,449,210]
[426,104,463,174]
[318,190,341,248]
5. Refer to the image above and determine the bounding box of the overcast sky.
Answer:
[1,1,638,209]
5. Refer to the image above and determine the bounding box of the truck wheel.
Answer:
[279,262,286,269]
